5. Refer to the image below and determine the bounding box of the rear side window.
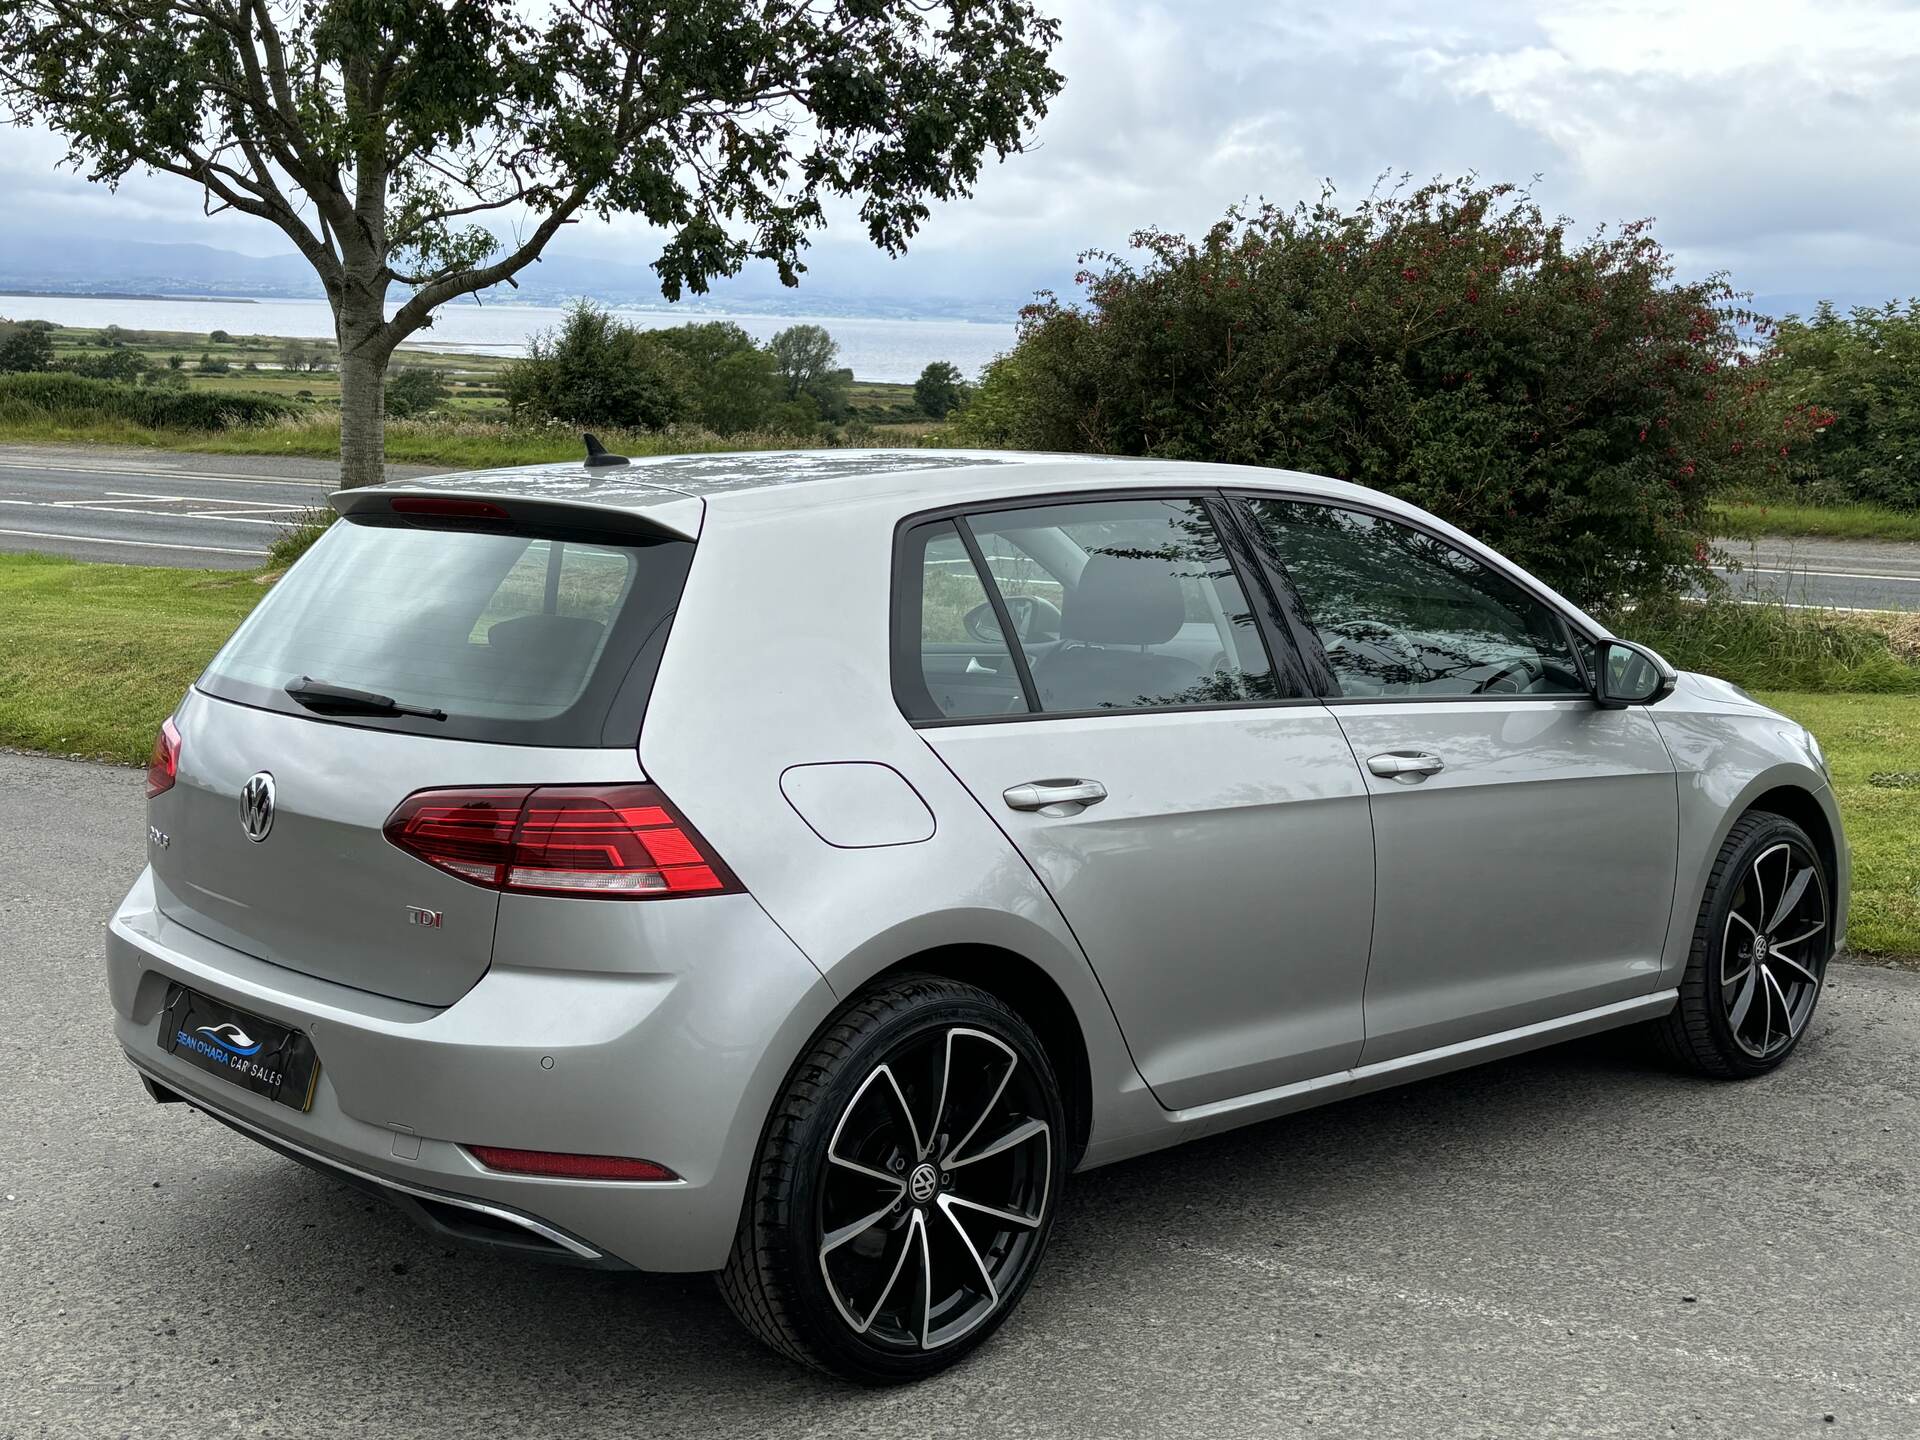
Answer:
[896,496,1287,720]
[198,516,693,745]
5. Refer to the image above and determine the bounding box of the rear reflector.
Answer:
[466,1146,678,1182]
[145,717,181,799]
[383,783,739,900]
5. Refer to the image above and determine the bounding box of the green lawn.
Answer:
[1754,691,1919,960]
[1715,498,1920,543]
[0,553,261,760]
[1,552,1911,957]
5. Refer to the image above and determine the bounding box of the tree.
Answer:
[209,329,233,344]
[651,321,780,434]
[770,324,851,419]
[504,301,685,430]
[196,351,230,373]
[165,352,185,371]
[0,2,1062,487]
[951,178,1794,608]
[914,360,967,418]
[384,365,450,418]
[62,346,149,381]
[0,323,55,372]
[277,340,311,374]
[1771,301,1915,509]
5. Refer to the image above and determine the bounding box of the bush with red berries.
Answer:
[953,178,1793,607]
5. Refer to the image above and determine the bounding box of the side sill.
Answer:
[1169,991,1680,1127]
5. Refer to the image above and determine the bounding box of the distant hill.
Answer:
[0,231,1036,324]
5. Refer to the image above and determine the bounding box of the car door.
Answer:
[1237,497,1680,1065]
[899,495,1377,1112]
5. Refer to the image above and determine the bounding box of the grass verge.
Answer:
[0,553,260,761]
[1714,499,1920,543]
[1755,691,1919,959]
[0,414,849,468]
[1609,598,1920,694]
[1,553,1911,957]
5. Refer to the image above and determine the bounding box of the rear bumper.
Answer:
[107,868,836,1272]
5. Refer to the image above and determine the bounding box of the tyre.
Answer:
[1655,812,1834,1078]
[719,975,1066,1383]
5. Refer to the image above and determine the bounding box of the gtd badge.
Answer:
[239,772,276,843]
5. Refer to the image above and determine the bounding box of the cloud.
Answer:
[5,0,1920,308]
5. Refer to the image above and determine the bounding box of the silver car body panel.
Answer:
[108,450,1848,1272]
[1327,697,1679,1064]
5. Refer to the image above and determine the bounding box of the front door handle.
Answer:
[1004,779,1108,814]
[1366,751,1446,782]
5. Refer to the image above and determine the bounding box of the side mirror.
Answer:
[1594,638,1677,708]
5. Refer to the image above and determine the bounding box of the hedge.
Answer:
[0,371,306,430]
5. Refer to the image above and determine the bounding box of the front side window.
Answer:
[1242,499,1586,699]
[967,497,1280,714]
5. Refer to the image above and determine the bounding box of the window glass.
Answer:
[1243,500,1586,698]
[897,520,1028,720]
[200,518,692,744]
[968,497,1279,713]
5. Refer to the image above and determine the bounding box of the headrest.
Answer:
[1060,551,1187,646]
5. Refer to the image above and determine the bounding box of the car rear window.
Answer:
[197,515,694,746]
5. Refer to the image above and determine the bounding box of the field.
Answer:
[15,321,930,425]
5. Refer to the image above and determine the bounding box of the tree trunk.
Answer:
[335,289,390,490]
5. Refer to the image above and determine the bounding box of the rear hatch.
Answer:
[148,497,696,1007]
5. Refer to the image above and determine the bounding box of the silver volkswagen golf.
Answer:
[109,448,1847,1382]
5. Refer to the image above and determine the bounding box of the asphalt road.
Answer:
[1713,536,1920,612]
[3,749,1918,1438]
[4,443,1920,613]
[0,444,445,569]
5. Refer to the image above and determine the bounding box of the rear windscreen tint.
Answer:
[197,516,693,746]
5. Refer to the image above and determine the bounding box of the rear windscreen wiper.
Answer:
[284,676,447,721]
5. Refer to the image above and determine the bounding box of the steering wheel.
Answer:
[1321,620,1426,678]
[1472,655,1543,694]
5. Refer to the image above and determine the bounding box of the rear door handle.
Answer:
[1366,751,1446,781]
[1003,779,1108,813]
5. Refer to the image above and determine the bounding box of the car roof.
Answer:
[345,447,1390,530]
[334,447,1607,637]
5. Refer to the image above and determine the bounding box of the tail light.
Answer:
[145,718,181,799]
[383,784,739,899]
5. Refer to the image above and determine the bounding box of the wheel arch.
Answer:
[1744,783,1841,903]
[865,944,1095,1171]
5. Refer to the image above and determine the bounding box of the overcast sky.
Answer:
[4,0,1918,311]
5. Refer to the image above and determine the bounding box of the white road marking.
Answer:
[0,458,330,489]
[0,497,294,528]
[1723,564,1920,585]
[0,525,266,556]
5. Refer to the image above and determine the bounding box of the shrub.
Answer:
[1771,301,1920,510]
[504,301,686,430]
[267,510,334,570]
[0,371,305,429]
[952,178,1793,609]
[60,347,149,382]
[650,321,782,433]
[0,324,55,373]
[385,366,450,419]
[195,351,230,374]
[914,360,967,418]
